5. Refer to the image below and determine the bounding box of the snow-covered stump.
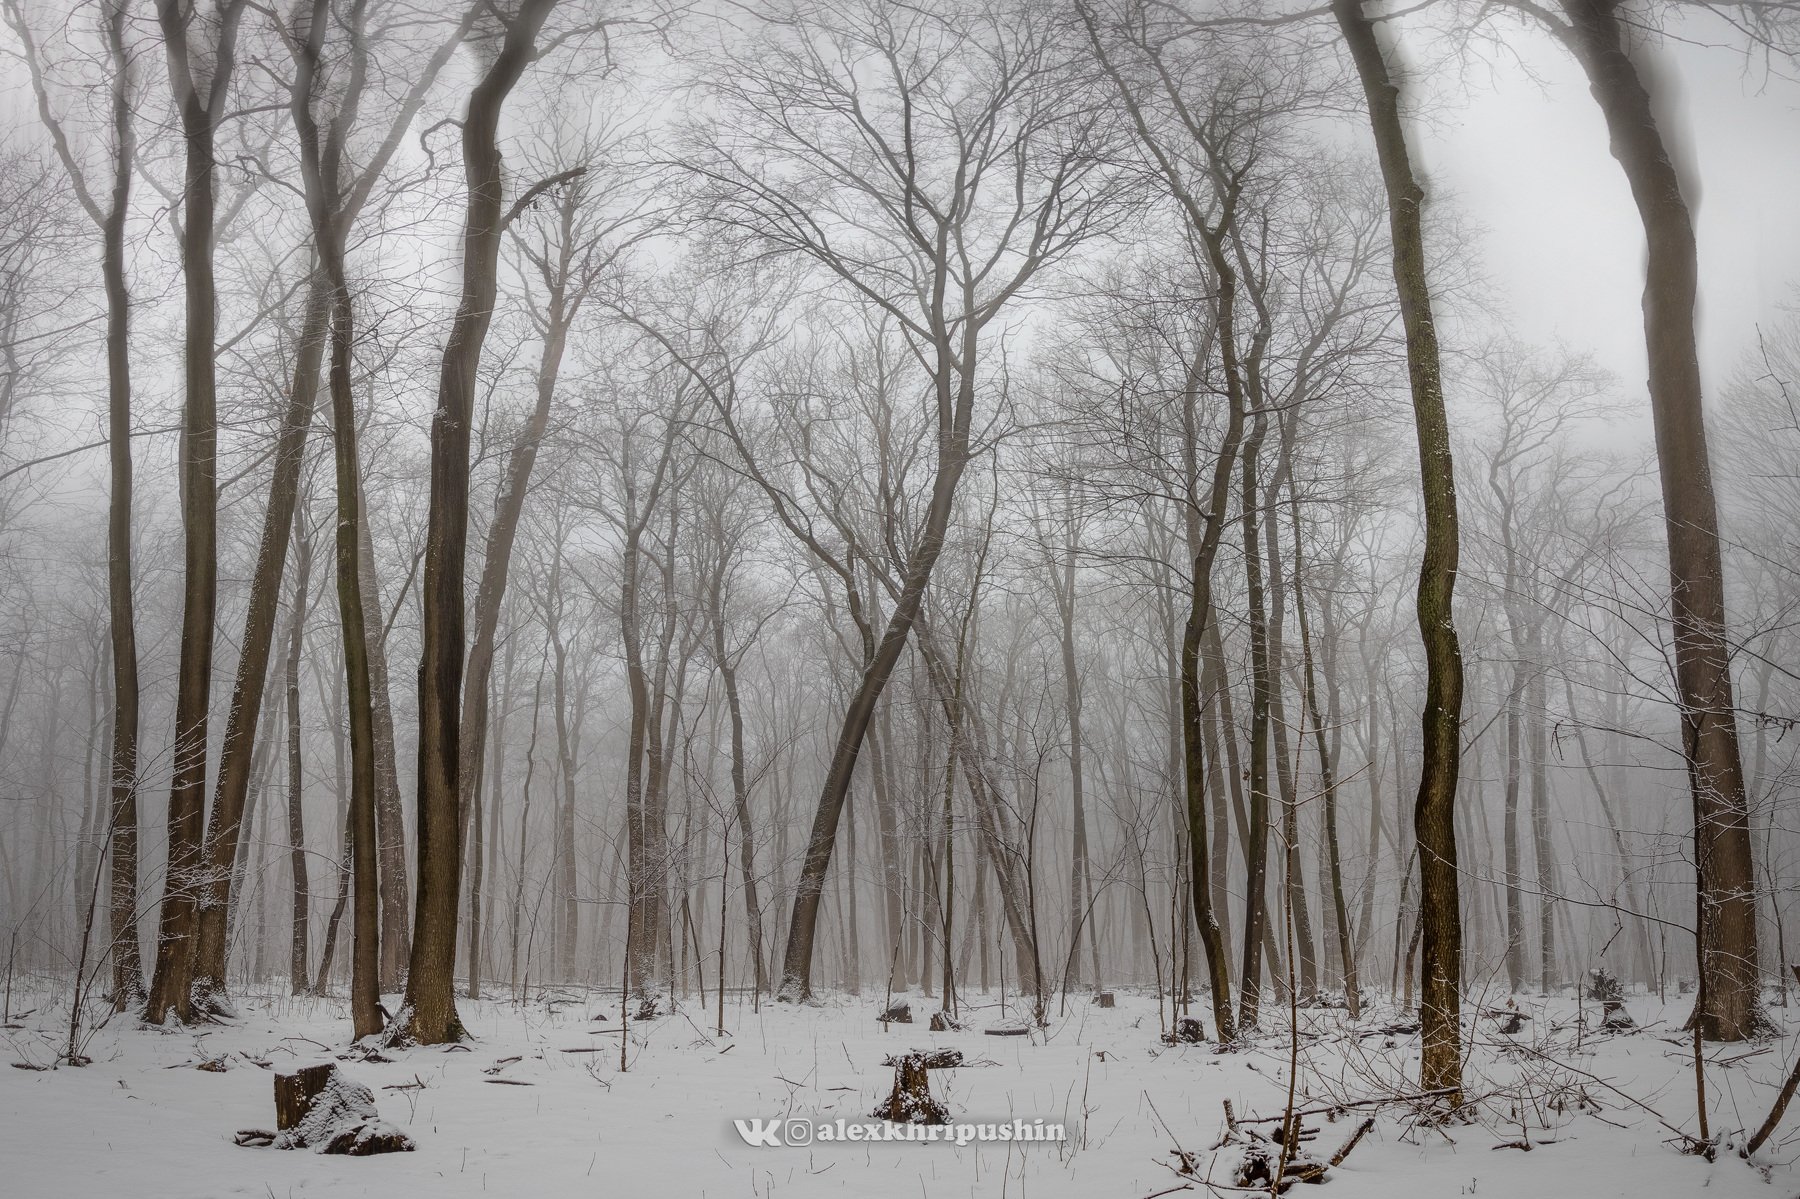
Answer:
[237,1063,414,1155]
[872,1050,961,1124]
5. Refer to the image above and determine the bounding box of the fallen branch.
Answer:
[1233,1088,1456,1126]
[1744,971,1800,1157]
[1329,1117,1375,1166]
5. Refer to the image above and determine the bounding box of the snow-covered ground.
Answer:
[2,982,1794,1198]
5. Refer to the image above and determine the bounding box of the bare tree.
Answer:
[686,0,1122,1001]
[405,0,563,1045]
[5,0,145,1007]
[1330,0,1467,1101]
[144,0,251,1026]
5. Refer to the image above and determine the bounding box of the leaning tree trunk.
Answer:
[775,327,980,1001]
[188,273,328,1010]
[405,0,561,1044]
[145,0,244,1026]
[1554,0,1763,1042]
[1332,0,1467,1103]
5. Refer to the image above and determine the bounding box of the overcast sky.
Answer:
[1409,13,1800,421]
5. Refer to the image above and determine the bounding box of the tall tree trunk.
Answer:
[709,584,766,995]
[458,205,576,895]
[145,0,246,1027]
[1053,505,1099,995]
[1238,413,1273,1030]
[775,317,984,1000]
[361,491,409,992]
[1262,434,1318,1001]
[1291,492,1360,1018]
[1553,0,1763,1041]
[466,730,486,999]
[1503,658,1527,991]
[1526,630,1555,993]
[511,661,544,993]
[1332,0,1467,1101]
[100,1,143,1008]
[551,618,579,982]
[867,720,905,990]
[288,0,382,1036]
[1175,225,1251,1044]
[188,273,328,1009]
[405,0,560,1044]
[285,502,315,994]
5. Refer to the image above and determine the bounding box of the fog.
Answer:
[1,0,1798,1192]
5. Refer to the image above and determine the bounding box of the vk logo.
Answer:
[733,1118,784,1147]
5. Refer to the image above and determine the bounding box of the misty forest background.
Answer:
[0,0,1798,1099]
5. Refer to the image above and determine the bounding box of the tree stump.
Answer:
[872,1050,952,1124]
[1161,1016,1204,1044]
[247,1063,415,1155]
[275,1064,337,1132]
[1093,991,1115,1009]
[928,1011,963,1032]
[1589,967,1635,1030]
[879,1000,912,1024]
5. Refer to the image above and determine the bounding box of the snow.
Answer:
[2,985,1795,1198]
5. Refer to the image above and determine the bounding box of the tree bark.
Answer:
[405,0,561,1044]
[1553,0,1764,1041]
[285,503,315,995]
[1332,0,1467,1101]
[1292,490,1360,1018]
[189,273,328,1008]
[1238,412,1273,1030]
[775,325,980,1000]
[99,2,143,1008]
[144,0,246,1026]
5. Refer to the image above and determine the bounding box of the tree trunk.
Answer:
[100,1,142,1008]
[1503,658,1526,991]
[188,273,328,1009]
[1053,503,1099,996]
[360,492,409,993]
[1527,631,1555,993]
[1332,0,1467,1101]
[1291,491,1360,1018]
[285,502,315,995]
[709,584,766,994]
[775,303,986,1001]
[405,0,560,1044]
[1238,413,1273,1030]
[458,205,576,905]
[1554,0,1763,1041]
[145,0,246,1026]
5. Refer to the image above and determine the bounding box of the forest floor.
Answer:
[1,980,1795,1198]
